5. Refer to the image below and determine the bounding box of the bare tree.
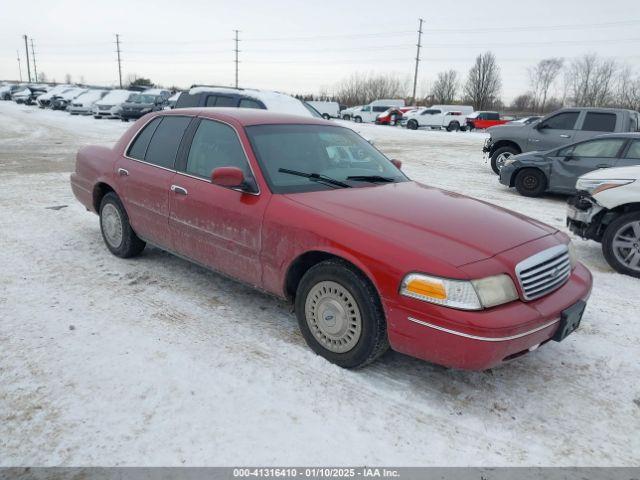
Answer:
[38,72,48,83]
[566,54,617,106]
[510,93,535,112]
[64,73,72,84]
[333,73,409,106]
[463,52,502,110]
[528,57,564,112]
[614,66,640,111]
[430,70,459,104]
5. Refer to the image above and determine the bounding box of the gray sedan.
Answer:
[499,133,640,197]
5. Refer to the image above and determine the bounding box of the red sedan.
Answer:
[71,109,592,369]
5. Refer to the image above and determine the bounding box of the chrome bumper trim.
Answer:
[407,316,560,342]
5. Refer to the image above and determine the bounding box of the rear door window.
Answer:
[544,112,579,130]
[144,116,192,169]
[581,112,617,132]
[205,95,219,107]
[127,117,162,160]
[215,96,237,107]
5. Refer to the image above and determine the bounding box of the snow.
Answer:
[94,89,133,107]
[0,101,639,467]
[72,89,108,107]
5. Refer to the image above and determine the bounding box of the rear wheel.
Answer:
[602,212,640,278]
[407,119,419,130]
[514,168,547,197]
[295,260,388,368]
[354,116,362,123]
[446,121,460,132]
[99,192,146,258]
[490,146,519,174]
[342,114,351,121]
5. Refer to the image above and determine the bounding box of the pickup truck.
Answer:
[484,107,640,174]
[467,111,511,130]
[404,105,474,131]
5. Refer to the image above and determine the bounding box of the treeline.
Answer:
[300,52,640,113]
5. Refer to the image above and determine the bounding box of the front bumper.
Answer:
[498,163,516,187]
[566,194,605,241]
[385,263,592,370]
[482,137,492,154]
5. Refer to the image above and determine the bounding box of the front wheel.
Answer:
[342,114,351,121]
[99,192,146,258]
[354,116,362,123]
[446,121,460,132]
[490,146,519,174]
[295,260,389,369]
[602,212,640,278]
[407,119,418,130]
[514,168,547,197]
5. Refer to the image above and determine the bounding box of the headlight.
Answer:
[575,178,634,195]
[400,273,518,310]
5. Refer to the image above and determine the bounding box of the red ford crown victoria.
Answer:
[70,109,592,369]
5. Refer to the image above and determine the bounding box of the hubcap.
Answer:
[612,221,640,272]
[523,174,538,190]
[101,203,123,248]
[495,152,512,170]
[305,281,362,354]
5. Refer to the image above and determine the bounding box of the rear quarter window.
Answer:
[239,98,264,109]
[127,117,162,160]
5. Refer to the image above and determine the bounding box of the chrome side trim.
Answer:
[407,316,560,342]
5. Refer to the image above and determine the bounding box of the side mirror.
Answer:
[211,167,245,188]
[391,159,402,169]
[535,122,546,130]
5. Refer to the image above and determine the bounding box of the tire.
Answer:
[490,146,519,174]
[514,168,547,197]
[321,113,331,120]
[601,212,640,278]
[354,116,362,123]
[99,192,146,258]
[446,121,460,132]
[467,122,475,131]
[121,118,129,122]
[94,116,101,119]
[295,259,389,369]
[407,119,418,130]
[342,115,351,121]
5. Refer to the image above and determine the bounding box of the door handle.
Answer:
[171,185,188,195]
[117,168,129,176]
[559,134,570,138]
[528,138,540,142]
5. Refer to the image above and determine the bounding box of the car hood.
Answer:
[579,164,640,180]
[285,181,556,267]
[488,124,528,134]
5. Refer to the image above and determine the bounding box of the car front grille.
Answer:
[99,105,111,110]
[515,245,571,300]
[72,103,81,107]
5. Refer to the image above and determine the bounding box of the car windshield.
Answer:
[245,124,408,193]
[130,94,156,103]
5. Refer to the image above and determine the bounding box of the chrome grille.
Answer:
[516,245,571,300]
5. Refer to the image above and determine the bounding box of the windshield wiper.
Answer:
[278,168,351,188]
[346,175,395,183]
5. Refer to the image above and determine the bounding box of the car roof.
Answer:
[159,107,333,127]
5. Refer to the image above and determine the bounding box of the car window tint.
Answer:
[215,96,237,107]
[572,138,626,158]
[544,112,579,130]
[582,112,617,132]
[239,98,263,109]
[487,112,499,120]
[205,95,218,107]
[175,92,200,108]
[127,117,162,160]
[144,116,192,169]
[625,140,640,159]
[372,106,388,112]
[185,119,249,179]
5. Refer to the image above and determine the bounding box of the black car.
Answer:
[119,94,169,121]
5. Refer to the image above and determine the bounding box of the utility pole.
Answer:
[23,34,31,82]
[30,38,38,82]
[16,50,22,82]
[411,18,424,103]
[115,34,123,88]
[233,30,240,88]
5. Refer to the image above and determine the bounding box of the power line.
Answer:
[115,34,123,88]
[234,30,240,88]
[412,18,423,102]
[23,35,31,83]
[30,38,38,82]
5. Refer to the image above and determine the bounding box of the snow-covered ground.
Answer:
[0,101,639,466]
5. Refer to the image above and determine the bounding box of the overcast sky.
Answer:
[1,0,639,101]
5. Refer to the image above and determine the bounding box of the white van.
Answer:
[308,101,340,119]
[348,99,406,123]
